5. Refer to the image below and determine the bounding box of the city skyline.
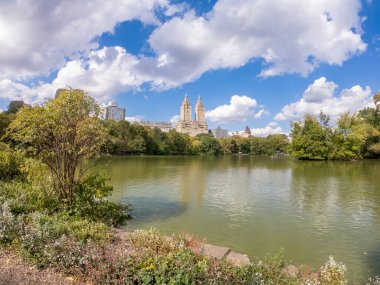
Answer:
[0,0,379,136]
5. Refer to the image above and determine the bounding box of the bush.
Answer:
[0,146,24,180]
[0,203,20,245]
[0,181,60,215]
[72,174,130,226]
[319,256,347,285]
[20,212,111,268]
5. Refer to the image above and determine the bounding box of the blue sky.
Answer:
[0,0,379,136]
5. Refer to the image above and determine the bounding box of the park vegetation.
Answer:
[1,89,380,284]
[289,93,380,160]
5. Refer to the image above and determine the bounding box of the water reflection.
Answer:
[93,156,380,282]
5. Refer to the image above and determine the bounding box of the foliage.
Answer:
[289,93,380,160]
[0,112,15,139]
[0,145,24,181]
[6,101,26,114]
[329,113,370,160]
[319,256,347,285]
[290,114,331,160]
[7,89,107,207]
[72,174,130,226]
[194,134,222,155]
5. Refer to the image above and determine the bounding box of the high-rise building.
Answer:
[176,95,208,137]
[105,101,126,121]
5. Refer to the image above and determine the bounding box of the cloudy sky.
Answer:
[0,0,379,136]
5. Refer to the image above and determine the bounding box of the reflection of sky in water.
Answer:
[93,156,380,282]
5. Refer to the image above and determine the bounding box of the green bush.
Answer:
[20,211,111,267]
[72,174,130,226]
[0,146,24,180]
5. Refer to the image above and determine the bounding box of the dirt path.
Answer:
[0,249,78,285]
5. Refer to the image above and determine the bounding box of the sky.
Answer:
[0,0,379,136]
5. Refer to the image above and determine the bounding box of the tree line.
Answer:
[2,90,380,161]
[289,93,380,160]
[102,120,289,156]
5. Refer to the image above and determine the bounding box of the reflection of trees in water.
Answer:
[125,196,187,225]
[290,160,380,217]
[292,161,380,211]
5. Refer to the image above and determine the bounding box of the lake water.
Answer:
[94,155,380,282]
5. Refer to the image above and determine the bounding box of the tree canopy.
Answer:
[7,89,107,206]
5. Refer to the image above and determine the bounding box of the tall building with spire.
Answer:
[176,95,208,136]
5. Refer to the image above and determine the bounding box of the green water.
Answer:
[94,155,380,282]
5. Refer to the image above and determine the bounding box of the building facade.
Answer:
[176,95,208,137]
[211,126,229,138]
[138,121,173,133]
[229,126,252,138]
[105,102,126,121]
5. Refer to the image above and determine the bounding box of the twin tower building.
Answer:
[176,95,209,137]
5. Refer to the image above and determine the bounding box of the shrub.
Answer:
[72,174,130,226]
[0,147,24,181]
[20,212,111,268]
[0,181,60,215]
[0,203,20,245]
[319,256,347,285]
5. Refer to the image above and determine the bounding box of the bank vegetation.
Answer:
[0,89,379,284]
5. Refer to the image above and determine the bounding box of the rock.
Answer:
[196,243,231,259]
[225,251,251,266]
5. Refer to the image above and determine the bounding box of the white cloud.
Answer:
[0,0,174,80]
[0,0,368,103]
[275,77,373,120]
[206,95,266,124]
[0,46,144,103]
[250,122,284,137]
[125,115,144,122]
[134,0,366,89]
[169,115,180,125]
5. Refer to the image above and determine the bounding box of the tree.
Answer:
[358,93,380,157]
[329,113,368,160]
[290,114,331,160]
[196,134,222,155]
[6,100,25,114]
[0,112,15,140]
[8,89,106,207]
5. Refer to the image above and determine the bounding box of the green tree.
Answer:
[196,134,222,155]
[219,138,239,154]
[6,100,25,114]
[0,112,15,140]
[167,130,192,154]
[358,92,380,157]
[7,89,106,207]
[290,114,331,160]
[329,113,368,160]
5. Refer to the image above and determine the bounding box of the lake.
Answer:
[94,155,380,282]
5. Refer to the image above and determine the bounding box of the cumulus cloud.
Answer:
[206,95,266,124]
[0,0,174,80]
[275,77,373,120]
[169,115,180,125]
[125,115,144,122]
[135,0,366,89]
[250,122,284,137]
[0,46,144,103]
[0,0,368,102]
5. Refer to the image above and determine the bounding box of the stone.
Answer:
[225,251,251,266]
[197,243,231,260]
